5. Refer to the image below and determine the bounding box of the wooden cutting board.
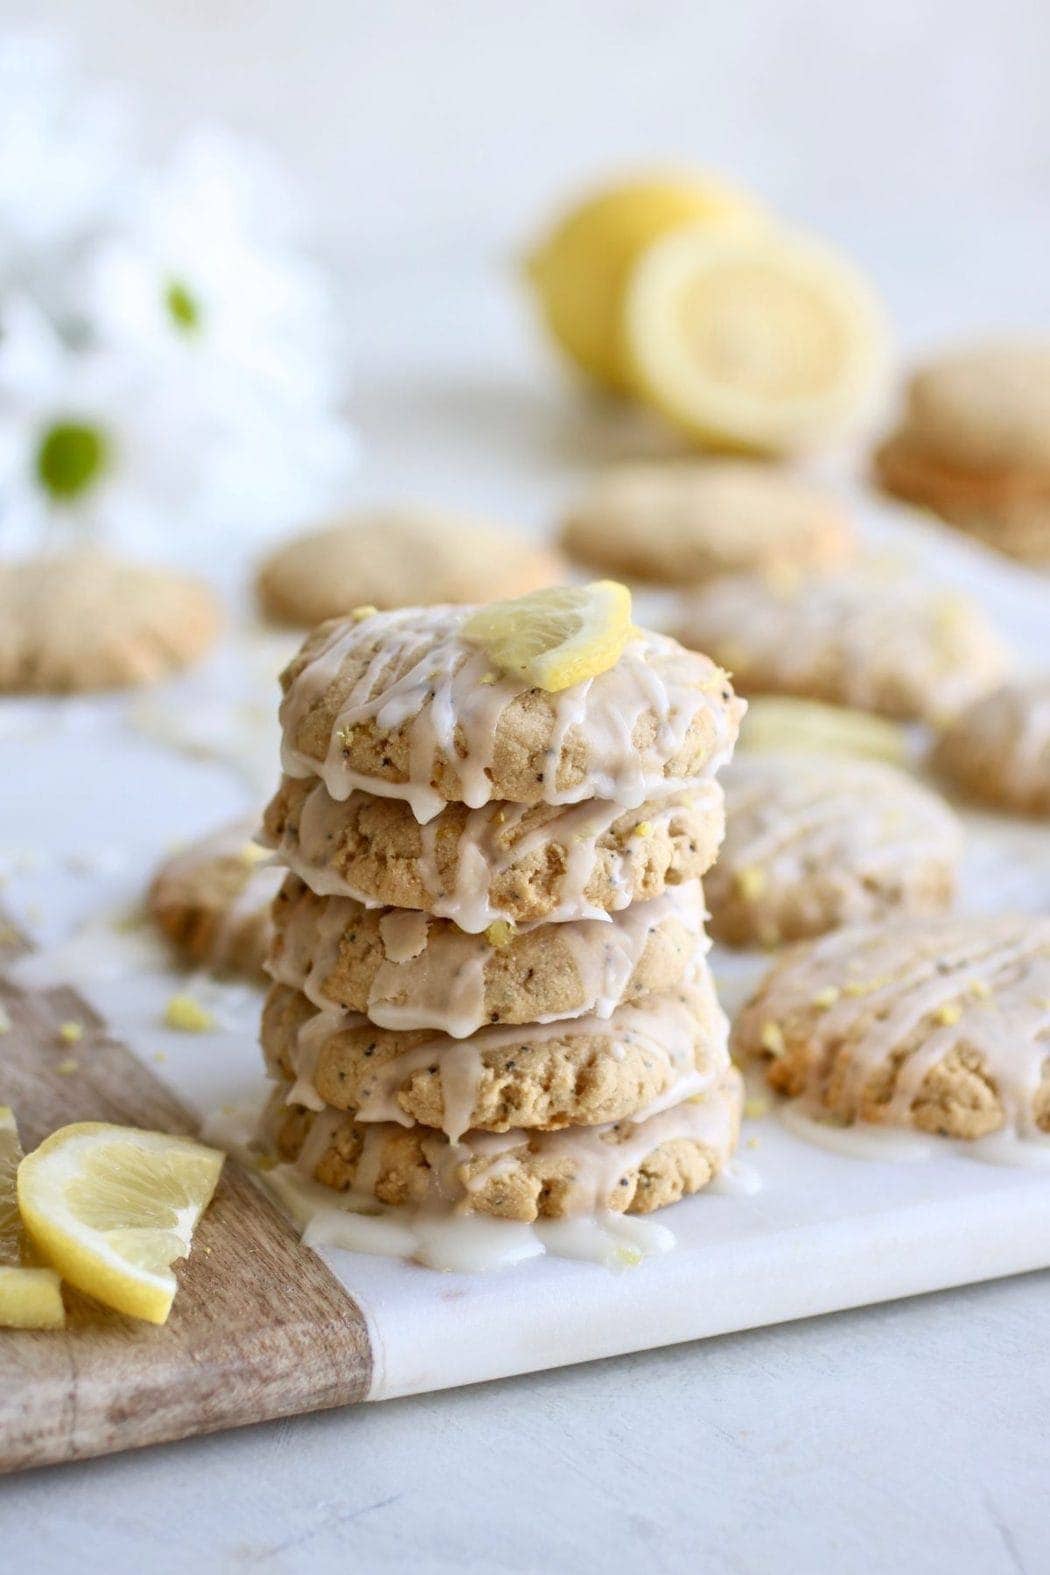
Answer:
[0,918,373,1474]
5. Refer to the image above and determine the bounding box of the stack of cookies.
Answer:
[256,591,745,1228]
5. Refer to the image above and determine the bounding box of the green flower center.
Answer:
[164,278,202,334]
[35,422,109,502]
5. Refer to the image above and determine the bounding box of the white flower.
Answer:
[0,33,357,557]
[0,32,130,302]
[82,129,346,408]
[0,297,129,550]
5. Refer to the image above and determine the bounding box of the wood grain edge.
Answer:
[0,915,373,1473]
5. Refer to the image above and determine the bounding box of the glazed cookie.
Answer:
[874,343,1050,567]
[262,968,726,1140]
[278,604,743,821]
[256,509,565,627]
[706,754,961,947]
[675,569,1010,722]
[559,460,855,585]
[733,915,1050,1139]
[0,550,221,693]
[261,1065,743,1221]
[261,775,725,931]
[269,873,705,1035]
[148,817,283,979]
[931,677,1050,816]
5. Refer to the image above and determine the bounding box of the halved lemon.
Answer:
[0,1106,65,1329]
[525,173,765,392]
[625,227,890,453]
[464,581,633,693]
[18,1122,224,1325]
[740,697,907,765]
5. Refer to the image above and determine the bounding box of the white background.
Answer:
[1,6,1048,1573]
[4,0,1050,337]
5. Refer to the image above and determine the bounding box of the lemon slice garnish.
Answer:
[464,581,633,693]
[525,173,765,392]
[18,1122,224,1325]
[625,227,890,453]
[0,1106,65,1329]
[740,698,907,765]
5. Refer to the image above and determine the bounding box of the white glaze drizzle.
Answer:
[280,963,727,1143]
[709,753,961,928]
[739,916,1050,1143]
[268,880,707,1039]
[279,606,739,823]
[272,776,723,933]
[274,1066,742,1227]
[679,571,1010,719]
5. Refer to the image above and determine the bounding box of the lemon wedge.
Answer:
[18,1122,224,1325]
[740,698,907,765]
[0,1106,65,1329]
[525,173,764,392]
[625,227,890,453]
[464,581,633,692]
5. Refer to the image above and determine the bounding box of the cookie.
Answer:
[256,508,566,627]
[874,343,1050,566]
[148,817,282,978]
[279,604,743,821]
[675,569,1010,722]
[261,1065,743,1221]
[559,460,855,585]
[0,550,221,693]
[931,678,1050,817]
[733,915,1050,1139]
[269,873,705,1034]
[706,754,961,947]
[897,343,1050,472]
[262,967,726,1139]
[261,775,725,932]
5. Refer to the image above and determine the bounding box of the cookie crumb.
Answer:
[163,994,215,1032]
[760,1020,785,1056]
[734,865,766,901]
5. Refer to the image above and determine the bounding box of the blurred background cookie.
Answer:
[675,567,1012,722]
[931,677,1050,817]
[559,460,855,585]
[706,753,961,947]
[874,342,1050,568]
[147,816,281,979]
[255,507,565,627]
[0,551,221,694]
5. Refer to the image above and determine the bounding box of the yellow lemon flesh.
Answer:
[525,173,764,393]
[463,581,633,692]
[18,1122,224,1325]
[740,697,907,766]
[0,1106,65,1329]
[626,227,890,453]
